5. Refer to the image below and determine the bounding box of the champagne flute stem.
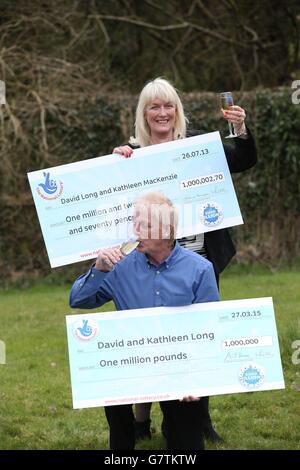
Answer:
[228,122,236,136]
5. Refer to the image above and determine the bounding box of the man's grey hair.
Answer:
[133,191,178,241]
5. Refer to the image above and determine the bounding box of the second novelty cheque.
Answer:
[28,132,243,267]
[66,297,285,409]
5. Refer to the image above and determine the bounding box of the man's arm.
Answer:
[182,261,219,402]
[69,247,123,309]
[194,262,220,303]
[69,266,113,309]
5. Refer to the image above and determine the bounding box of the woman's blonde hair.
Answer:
[130,77,188,147]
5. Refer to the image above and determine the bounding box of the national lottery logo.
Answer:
[73,319,99,341]
[239,363,265,389]
[36,171,64,200]
[199,202,223,227]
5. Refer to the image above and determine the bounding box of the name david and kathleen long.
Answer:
[98,331,215,350]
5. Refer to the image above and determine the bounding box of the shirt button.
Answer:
[156,271,160,274]
[91,274,94,278]
[156,291,160,295]
[166,264,169,269]
[80,283,83,287]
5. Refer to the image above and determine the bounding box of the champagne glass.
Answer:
[220,92,237,138]
[120,238,139,255]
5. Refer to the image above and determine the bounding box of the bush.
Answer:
[0,88,299,282]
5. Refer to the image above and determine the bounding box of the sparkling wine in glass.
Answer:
[220,92,237,138]
[120,238,139,255]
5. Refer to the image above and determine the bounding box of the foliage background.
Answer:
[0,0,300,282]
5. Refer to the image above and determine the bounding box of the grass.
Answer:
[0,267,299,450]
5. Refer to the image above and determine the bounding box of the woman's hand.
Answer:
[221,105,247,136]
[112,145,133,158]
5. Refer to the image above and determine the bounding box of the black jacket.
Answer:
[129,128,257,275]
[188,128,257,274]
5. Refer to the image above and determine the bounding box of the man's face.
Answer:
[133,205,171,255]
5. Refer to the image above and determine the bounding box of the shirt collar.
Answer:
[137,240,181,269]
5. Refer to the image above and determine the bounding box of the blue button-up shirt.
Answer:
[70,241,219,310]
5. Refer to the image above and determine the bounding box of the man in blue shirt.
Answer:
[70,191,219,450]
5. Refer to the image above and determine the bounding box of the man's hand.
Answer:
[180,396,201,402]
[95,247,124,272]
[112,145,133,158]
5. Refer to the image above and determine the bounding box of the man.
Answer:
[70,191,219,450]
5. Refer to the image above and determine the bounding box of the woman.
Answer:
[113,77,257,443]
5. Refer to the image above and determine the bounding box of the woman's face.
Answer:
[145,98,176,140]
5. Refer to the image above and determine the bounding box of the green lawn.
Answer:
[0,268,299,450]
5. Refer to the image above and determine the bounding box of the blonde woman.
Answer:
[113,77,257,443]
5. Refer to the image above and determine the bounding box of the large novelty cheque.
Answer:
[66,297,285,409]
[28,132,243,267]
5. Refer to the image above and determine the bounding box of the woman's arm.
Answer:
[223,127,257,173]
